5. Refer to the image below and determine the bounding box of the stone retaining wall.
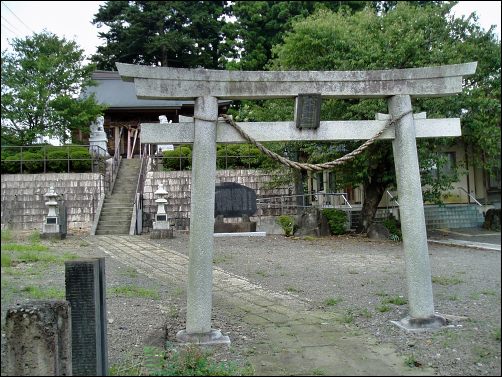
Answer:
[1,173,105,232]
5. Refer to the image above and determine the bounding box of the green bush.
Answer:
[70,149,92,172]
[322,208,347,235]
[22,151,44,173]
[1,155,21,174]
[163,146,192,171]
[276,215,297,237]
[47,148,70,172]
[383,215,402,240]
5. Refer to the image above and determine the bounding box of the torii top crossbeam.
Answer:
[116,62,477,100]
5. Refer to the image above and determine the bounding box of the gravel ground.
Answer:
[1,231,501,376]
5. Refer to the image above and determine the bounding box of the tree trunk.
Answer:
[357,181,387,233]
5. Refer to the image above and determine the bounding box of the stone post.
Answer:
[388,95,445,331]
[5,300,72,376]
[176,96,230,345]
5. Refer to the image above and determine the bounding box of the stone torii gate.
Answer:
[117,62,477,344]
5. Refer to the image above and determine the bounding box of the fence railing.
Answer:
[146,143,275,172]
[1,144,112,192]
[256,192,352,216]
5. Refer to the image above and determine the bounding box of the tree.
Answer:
[91,1,236,70]
[230,1,367,71]
[266,3,500,231]
[1,31,105,146]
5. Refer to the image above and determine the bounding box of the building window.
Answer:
[430,152,456,178]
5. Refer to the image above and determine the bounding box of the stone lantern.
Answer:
[42,186,61,238]
[151,183,173,239]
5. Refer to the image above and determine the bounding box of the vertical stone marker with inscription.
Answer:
[65,258,108,376]
[118,61,477,338]
[295,93,321,129]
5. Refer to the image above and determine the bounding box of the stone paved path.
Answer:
[94,235,433,376]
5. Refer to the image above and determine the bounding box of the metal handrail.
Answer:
[130,155,149,235]
[457,187,482,206]
[256,192,353,212]
[386,190,399,206]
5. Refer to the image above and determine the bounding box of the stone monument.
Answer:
[89,116,109,158]
[214,182,257,233]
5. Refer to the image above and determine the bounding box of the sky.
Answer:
[1,1,501,61]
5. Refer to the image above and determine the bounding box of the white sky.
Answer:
[1,1,501,61]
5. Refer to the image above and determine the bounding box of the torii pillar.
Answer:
[117,62,477,341]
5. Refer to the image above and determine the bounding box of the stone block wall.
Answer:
[142,169,292,232]
[1,173,104,232]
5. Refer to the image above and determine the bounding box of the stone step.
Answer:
[104,198,134,204]
[96,223,130,231]
[98,212,132,220]
[95,229,130,235]
[101,203,133,209]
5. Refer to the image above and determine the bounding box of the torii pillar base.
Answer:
[390,314,447,332]
[176,329,230,346]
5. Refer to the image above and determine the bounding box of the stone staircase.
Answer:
[95,159,141,235]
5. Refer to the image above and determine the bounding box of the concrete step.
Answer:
[95,229,130,235]
[98,213,132,221]
[96,223,130,231]
[104,198,134,204]
[101,204,133,210]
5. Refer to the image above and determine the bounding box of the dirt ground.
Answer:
[1,230,500,376]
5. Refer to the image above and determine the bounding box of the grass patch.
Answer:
[432,276,463,286]
[404,354,422,368]
[324,298,341,306]
[376,304,391,312]
[480,289,497,296]
[113,344,254,376]
[28,231,41,243]
[472,346,492,362]
[255,270,269,277]
[109,285,160,300]
[342,309,354,323]
[2,243,49,252]
[358,308,372,318]
[381,296,407,305]
[312,368,326,375]
[1,229,13,242]
[1,252,13,267]
[285,286,301,294]
[21,286,65,299]
[492,328,501,342]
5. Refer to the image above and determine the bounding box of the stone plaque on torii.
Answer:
[117,62,477,343]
